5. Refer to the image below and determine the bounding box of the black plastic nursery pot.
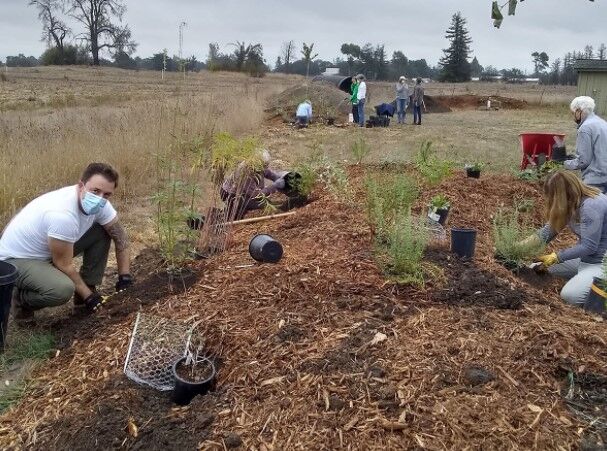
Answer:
[451,228,477,259]
[249,234,284,263]
[283,172,302,194]
[584,277,607,314]
[0,261,18,352]
[428,207,450,226]
[466,168,481,178]
[172,357,216,406]
[186,215,204,230]
[551,145,568,162]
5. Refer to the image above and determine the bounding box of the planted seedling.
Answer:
[415,141,454,186]
[350,136,370,165]
[493,208,545,271]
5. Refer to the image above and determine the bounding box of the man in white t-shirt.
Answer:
[0,163,133,318]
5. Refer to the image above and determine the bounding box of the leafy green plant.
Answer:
[493,208,545,269]
[466,162,483,171]
[517,159,562,182]
[293,151,352,201]
[365,174,418,242]
[350,136,370,164]
[383,212,429,286]
[430,194,450,210]
[415,141,454,186]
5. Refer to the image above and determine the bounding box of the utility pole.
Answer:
[179,21,187,80]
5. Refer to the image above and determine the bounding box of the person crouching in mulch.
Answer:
[519,171,607,307]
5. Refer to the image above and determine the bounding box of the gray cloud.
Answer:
[1,0,605,73]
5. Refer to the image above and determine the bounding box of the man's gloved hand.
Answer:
[273,178,286,191]
[116,274,133,292]
[84,292,106,312]
[537,252,559,268]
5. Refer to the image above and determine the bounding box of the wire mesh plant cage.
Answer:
[123,313,193,391]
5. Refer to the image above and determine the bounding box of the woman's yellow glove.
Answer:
[537,252,559,267]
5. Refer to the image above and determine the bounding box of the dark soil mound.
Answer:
[428,249,525,310]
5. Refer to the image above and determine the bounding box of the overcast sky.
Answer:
[1,0,605,73]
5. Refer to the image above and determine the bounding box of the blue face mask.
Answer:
[81,191,107,215]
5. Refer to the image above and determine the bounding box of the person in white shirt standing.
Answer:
[356,74,367,127]
[295,100,313,128]
[0,163,133,319]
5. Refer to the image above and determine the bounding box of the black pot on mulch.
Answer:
[451,228,477,259]
[585,277,607,314]
[326,117,335,126]
[249,234,284,263]
[172,357,216,406]
[466,168,481,178]
[0,261,18,352]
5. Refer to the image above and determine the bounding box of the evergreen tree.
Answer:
[439,12,472,82]
[470,57,483,77]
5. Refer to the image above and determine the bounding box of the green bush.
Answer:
[415,141,454,186]
[384,212,429,285]
[493,208,544,269]
[365,174,418,241]
[350,136,370,164]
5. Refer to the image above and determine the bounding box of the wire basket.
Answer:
[123,313,192,391]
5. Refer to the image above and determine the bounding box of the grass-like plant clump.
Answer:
[415,141,454,186]
[365,174,429,285]
[493,208,545,269]
[365,174,418,242]
[350,136,370,165]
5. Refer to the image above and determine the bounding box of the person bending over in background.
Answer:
[0,163,133,319]
[564,96,607,193]
[295,100,313,128]
[220,150,287,220]
[521,171,607,306]
[395,76,410,124]
[412,78,425,125]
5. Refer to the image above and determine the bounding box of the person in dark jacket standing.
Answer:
[412,78,425,125]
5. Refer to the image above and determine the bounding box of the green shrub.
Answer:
[430,194,450,209]
[350,136,370,164]
[365,174,418,241]
[493,208,544,269]
[415,141,454,186]
[384,212,429,285]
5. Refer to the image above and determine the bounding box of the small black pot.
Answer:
[428,207,450,226]
[466,168,481,178]
[551,145,568,162]
[186,215,204,230]
[451,228,477,259]
[326,117,335,126]
[283,172,302,193]
[0,261,18,352]
[172,357,216,406]
[585,277,607,314]
[249,234,284,263]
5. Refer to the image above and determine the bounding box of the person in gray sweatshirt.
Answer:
[564,96,607,192]
[395,76,410,124]
[524,171,607,306]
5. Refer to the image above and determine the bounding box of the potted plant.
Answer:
[172,349,216,406]
[427,194,450,226]
[465,162,482,178]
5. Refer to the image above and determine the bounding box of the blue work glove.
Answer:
[116,274,133,292]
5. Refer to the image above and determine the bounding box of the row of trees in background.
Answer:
[4,5,605,85]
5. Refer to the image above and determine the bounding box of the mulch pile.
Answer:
[265,84,352,125]
[1,167,607,450]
